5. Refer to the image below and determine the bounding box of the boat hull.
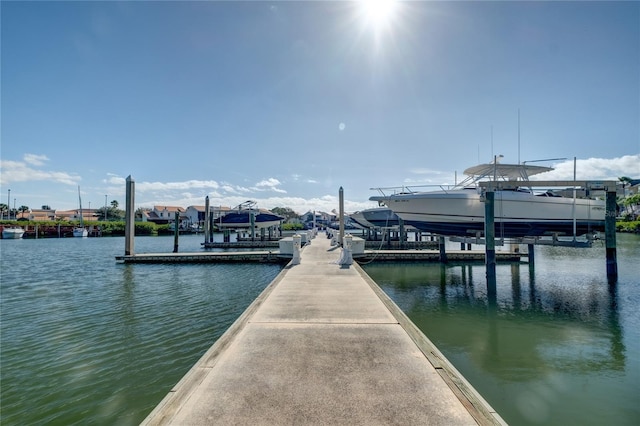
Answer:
[215,212,282,229]
[2,228,25,239]
[372,189,605,237]
[73,228,88,237]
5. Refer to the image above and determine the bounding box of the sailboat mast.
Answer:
[78,186,84,227]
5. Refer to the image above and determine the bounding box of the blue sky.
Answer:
[1,1,638,214]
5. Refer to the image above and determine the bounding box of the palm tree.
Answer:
[619,176,632,194]
[18,205,30,219]
[0,203,7,220]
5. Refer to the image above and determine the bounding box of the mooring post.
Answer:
[209,214,214,243]
[438,236,447,263]
[125,175,135,255]
[484,190,497,292]
[399,218,405,249]
[173,211,179,253]
[339,186,345,246]
[527,243,535,266]
[605,190,618,279]
[250,211,256,241]
[204,196,210,244]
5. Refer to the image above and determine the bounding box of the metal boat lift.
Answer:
[479,179,618,282]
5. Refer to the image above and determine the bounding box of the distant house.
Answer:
[136,209,151,222]
[148,206,186,226]
[301,210,332,228]
[28,208,56,221]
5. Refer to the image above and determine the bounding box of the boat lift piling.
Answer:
[605,190,618,280]
[204,196,210,244]
[484,190,497,293]
[438,236,447,263]
[339,186,345,245]
[173,211,179,253]
[125,175,135,256]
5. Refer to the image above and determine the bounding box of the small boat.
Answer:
[73,186,88,237]
[2,226,25,239]
[370,160,606,238]
[349,211,376,229]
[215,201,283,229]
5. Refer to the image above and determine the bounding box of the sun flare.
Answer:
[359,0,399,29]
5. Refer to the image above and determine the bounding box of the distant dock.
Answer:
[116,247,524,264]
[141,235,505,425]
[116,250,288,264]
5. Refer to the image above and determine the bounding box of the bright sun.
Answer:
[359,0,399,29]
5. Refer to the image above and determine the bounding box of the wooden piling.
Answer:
[204,196,210,245]
[438,236,447,263]
[125,175,135,255]
[339,186,345,245]
[484,190,497,289]
[173,211,179,253]
[605,190,618,279]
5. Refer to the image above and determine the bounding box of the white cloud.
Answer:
[23,153,49,166]
[136,180,220,191]
[253,178,287,193]
[0,158,80,186]
[532,154,640,181]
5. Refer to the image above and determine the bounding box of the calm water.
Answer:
[1,233,638,425]
[1,234,282,425]
[363,233,640,425]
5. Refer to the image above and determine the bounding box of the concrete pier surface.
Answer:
[142,235,505,425]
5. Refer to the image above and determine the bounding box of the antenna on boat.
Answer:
[517,109,521,165]
[491,125,494,158]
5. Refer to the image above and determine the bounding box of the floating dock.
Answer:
[356,249,525,262]
[116,248,524,264]
[141,235,505,425]
[116,251,288,264]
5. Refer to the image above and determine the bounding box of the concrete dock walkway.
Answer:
[142,235,505,425]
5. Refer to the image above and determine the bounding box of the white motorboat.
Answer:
[349,210,376,229]
[2,226,25,239]
[215,201,283,230]
[370,162,606,238]
[350,207,414,230]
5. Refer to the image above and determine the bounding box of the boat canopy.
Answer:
[462,163,553,181]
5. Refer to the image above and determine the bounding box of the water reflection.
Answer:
[363,236,640,425]
[364,260,626,379]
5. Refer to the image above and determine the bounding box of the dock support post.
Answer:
[125,175,135,255]
[484,190,497,293]
[250,212,256,241]
[339,186,345,246]
[438,236,447,263]
[399,218,405,249]
[204,196,210,244]
[605,190,618,280]
[173,211,179,253]
[527,244,535,266]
